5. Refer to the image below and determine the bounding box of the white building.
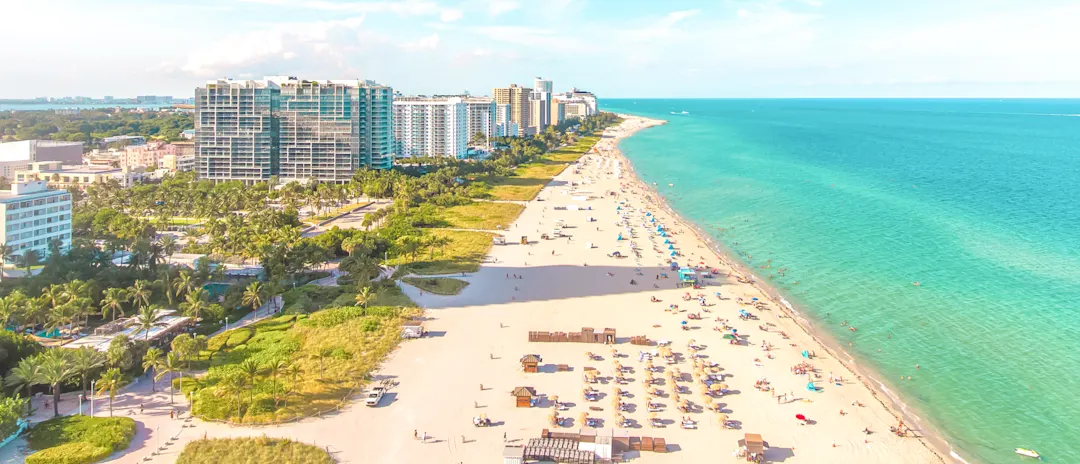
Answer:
[494,104,519,137]
[464,97,496,145]
[531,77,553,131]
[0,181,72,261]
[392,97,469,158]
[555,88,598,117]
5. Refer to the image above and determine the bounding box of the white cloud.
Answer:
[240,0,464,21]
[402,33,441,50]
[472,25,584,52]
[489,0,519,17]
[163,16,378,77]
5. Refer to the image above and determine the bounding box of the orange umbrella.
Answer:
[649,412,658,419]
[717,413,729,424]
[710,383,722,392]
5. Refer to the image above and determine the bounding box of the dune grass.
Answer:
[477,136,602,200]
[438,202,524,230]
[26,416,136,464]
[402,277,470,295]
[177,437,331,464]
[187,305,419,424]
[386,229,494,275]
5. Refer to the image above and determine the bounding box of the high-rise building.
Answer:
[556,88,598,116]
[195,76,393,184]
[531,77,553,131]
[0,180,72,260]
[392,97,468,159]
[463,97,496,145]
[492,84,532,136]
[494,104,518,137]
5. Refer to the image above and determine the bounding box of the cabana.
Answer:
[521,354,542,373]
[677,268,698,288]
[739,433,768,462]
[511,386,538,408]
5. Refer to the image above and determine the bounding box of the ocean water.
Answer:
[603,99,1080,464]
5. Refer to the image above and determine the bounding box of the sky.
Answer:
[2,0,1079,99]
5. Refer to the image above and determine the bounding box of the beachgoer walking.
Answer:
[414,430,418,440]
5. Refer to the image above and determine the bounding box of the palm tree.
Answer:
[96,368,124,417]
[40,285,67,312]
[268,359,287,408]
[39,350,75,416]
[72,347,106,399]
[20,250,40,276]
[242,281,266,317]
[173,271,196,300]
[127,280,152,310]
[100,288,127,321]
[5,356,43,414]
[134,304,164,343]
[240,359,261,406]
[155,352,182,404]
[180,288,209,321]
[0,296,16,329]
[142,347,163,393]
[224,373,246,419]
[0,244,13,282]
[159,235,178,264]
[354,286,376,307]
[284,364,301,408]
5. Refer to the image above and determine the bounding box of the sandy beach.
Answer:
[114,115,948,464]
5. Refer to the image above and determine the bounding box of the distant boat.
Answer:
[668,183,674,187]
[681,111,689,114]
[669,111,691,115]
[1015,448,1040,459]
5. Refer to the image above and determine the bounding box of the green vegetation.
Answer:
[0,109,194,144]
[26,415,136,464]
[402,277,470,295]
[547,135,601,163]
[310,201,372,222]
[473,135,604,201]
[438,202,524,230]
[385,230,494,275]
[177,437,331,464]
[187,304,416,424]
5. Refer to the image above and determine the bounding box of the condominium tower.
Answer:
[492,84,532,136]
[195,76,393,184]
[392,97,468,159]
[464,97,497,144]
[531,77,553,132]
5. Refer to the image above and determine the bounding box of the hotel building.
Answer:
[493,84,532,136]
[0,181,72,260]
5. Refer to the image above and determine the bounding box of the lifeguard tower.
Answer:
[677,268,698,288]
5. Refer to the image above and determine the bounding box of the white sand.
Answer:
[122,116,947,464]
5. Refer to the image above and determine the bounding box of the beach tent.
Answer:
[806,382,817,392]
[670,251,677,257]
[668,244,675,250]
[664,239,670,244]
[801,350,810,359]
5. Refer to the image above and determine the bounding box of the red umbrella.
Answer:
[795,414,807,421]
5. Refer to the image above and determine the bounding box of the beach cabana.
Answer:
[739,433,768,462]
[520,354,541,373]
[511,386,538,408]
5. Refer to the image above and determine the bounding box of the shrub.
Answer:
[360,319,380,332]
[26,416,136,464]
[177,437,331,464]
[225,328,253,347]
[26,442,111,464]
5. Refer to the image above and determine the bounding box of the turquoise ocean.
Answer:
[603,99,1080,464]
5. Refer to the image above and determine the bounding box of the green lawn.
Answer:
[26,416,136,464]
[177,437,331,464]
[385,229,494,275]
[188,305,418,424]
[438,202,524,230]
[475,136,602,201]
[402,277,470,295]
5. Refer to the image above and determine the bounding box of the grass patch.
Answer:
[26,416,136,464]
[385,229,494,275]
[438,202,524,230]
[189,305,418,424]
[402,277,470,295]
[310,202,372,222]
[474,136,602,201]
[177,437,331,464]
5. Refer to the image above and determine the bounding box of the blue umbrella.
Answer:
[681,320,688,325]
[670,251,677,256]
[646,212,652,216]
[664,239,670,244]
[668,245,674,250]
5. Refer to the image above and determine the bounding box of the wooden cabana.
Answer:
[511,386,538,408]
[520,354,541,373]
[739,433,768,462]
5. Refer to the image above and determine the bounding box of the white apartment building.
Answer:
[392,97,468,158]
[494,104,519,137]
[464,97,496,144]
[0,181,73,260]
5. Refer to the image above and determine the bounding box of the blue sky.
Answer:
[2,0,1079,98]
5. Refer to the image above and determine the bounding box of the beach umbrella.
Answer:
[703,396,714,407]
[719,383,728,390]
[796,414,807,422]
[668,244,675,250]
[710,383,723,392]
[723,334,736,340]
[671,251,677,257]
[548,411,558,424]
[580,412,589,424]
[649,412,658,419]
[552,395,560,404]
[718,413,729,424]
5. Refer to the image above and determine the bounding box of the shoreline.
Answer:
[608,113,956,463]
